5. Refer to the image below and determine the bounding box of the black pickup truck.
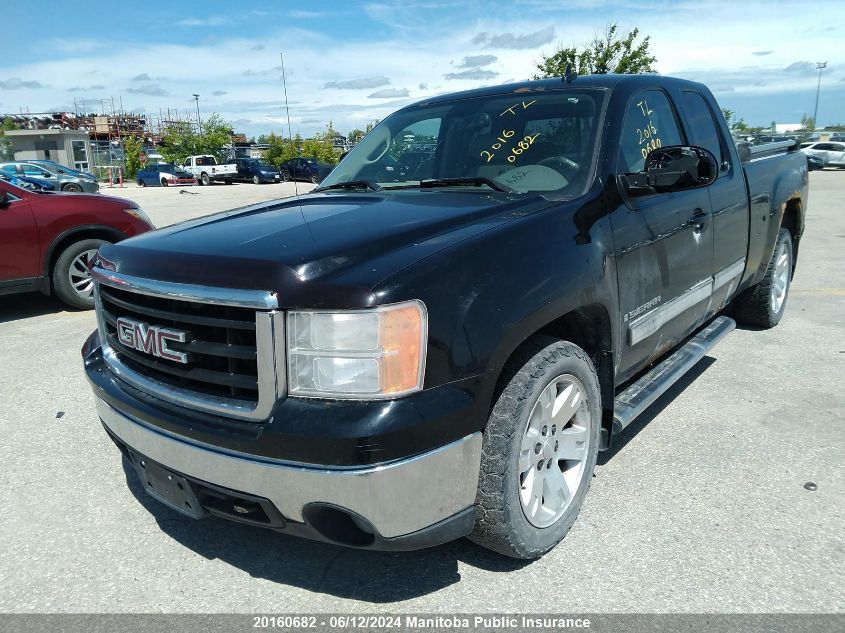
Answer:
[82,74,807,559]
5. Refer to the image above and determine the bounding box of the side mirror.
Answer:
[622,146,718,196]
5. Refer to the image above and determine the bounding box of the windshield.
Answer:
[322,89,605,195]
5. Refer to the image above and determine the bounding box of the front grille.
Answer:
[92,267,285,421]
[100,284,259,402]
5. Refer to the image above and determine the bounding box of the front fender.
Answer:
[375,191,618,428]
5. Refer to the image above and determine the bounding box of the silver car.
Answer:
[799,142,845,168]
[0,161,99,193]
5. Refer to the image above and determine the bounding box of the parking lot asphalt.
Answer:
[0,172,842,613]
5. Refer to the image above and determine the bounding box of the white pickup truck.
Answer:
[181,155,237,186]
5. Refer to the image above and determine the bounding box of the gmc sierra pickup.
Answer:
[82,74,807,559]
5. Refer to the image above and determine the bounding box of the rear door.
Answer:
[0,182,40,283]
[827,142,845,165]
[678,89,748,312]
[611,88,715,378]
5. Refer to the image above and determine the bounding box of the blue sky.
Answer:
[1,0,843,137]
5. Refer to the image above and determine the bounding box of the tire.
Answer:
[730,227,793,328]
[160,178,168,187]
[52,238,108,310]
[137,179,145,187]
[470,337,601,559]
[62,183,82,192]
[224,178,233,185]
[310,173,319,184]
[252,175,261,185]
[281,171,290,182]
[200,172,210,186]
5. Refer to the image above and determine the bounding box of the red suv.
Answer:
[0,180,154,309]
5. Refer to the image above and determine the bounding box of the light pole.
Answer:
[812,62,827,132]
[192,94,201,134]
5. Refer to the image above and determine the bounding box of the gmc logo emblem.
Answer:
[116,317,191,364]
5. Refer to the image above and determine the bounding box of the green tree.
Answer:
[347,128,365,144]
[720,108,734,126]
[122,135,144,178]
[159,113,232,164]
[263,132,300,167]
[0,116,18,161]
[800,113,815,132]
[733,118,749,133]
[535,24,656,78]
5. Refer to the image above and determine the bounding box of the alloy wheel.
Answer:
[68,249,97,300]
[771,241,790,314]
[518,374,591,528]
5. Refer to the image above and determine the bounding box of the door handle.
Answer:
[688,209,708,232]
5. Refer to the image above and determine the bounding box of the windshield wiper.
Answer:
[315,179,382,192]
[419,177,515,193]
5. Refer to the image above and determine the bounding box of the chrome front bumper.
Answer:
[96,397,482,539]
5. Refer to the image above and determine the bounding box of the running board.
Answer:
[613,316,736,434]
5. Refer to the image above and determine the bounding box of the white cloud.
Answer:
[0,77,44,90]
[472,26,555,49]
[324,76,391,90]
[368,88,410,98]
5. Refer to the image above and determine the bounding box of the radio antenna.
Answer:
[280,51,299,198]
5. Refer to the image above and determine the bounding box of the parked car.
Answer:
[0,179,153,309]
[0,171,56,191]
[800,141,845,168]
[181,155,237,185]
[279,157,332,183]
[136,163,197,187]
[31,159,97,180]
[0,161,99,193]
[806,154,825,171]
[234,157,283,184]
[82,74,806,559]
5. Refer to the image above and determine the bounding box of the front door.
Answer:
[611,89,715,380]
[0,183,39,283]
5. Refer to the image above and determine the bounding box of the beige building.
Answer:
[5,128,91,170]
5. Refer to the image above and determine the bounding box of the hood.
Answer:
[100,190,555,308]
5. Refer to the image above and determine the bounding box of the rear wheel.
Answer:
[731,228,793,328]
[470,337,600,559]
[200,172,210,186]
[137,179,146,187]
[52,238,108,309]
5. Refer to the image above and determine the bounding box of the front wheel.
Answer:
[52,238,108,309]
[62,183,82,192]
[160,177,169,187]
[470,337,600,559]
[730,228,793,328]
[252,175,261,185]
[310,173,319,184]
[281,171,290,182]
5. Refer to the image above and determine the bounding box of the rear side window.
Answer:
[681,91,724,164]
[619,90,683,173]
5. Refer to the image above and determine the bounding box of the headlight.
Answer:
[287,300,427,399]
[123,207,153,226]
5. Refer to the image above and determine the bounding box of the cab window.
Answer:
[681,91,724,165]
[618,90,683,173]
